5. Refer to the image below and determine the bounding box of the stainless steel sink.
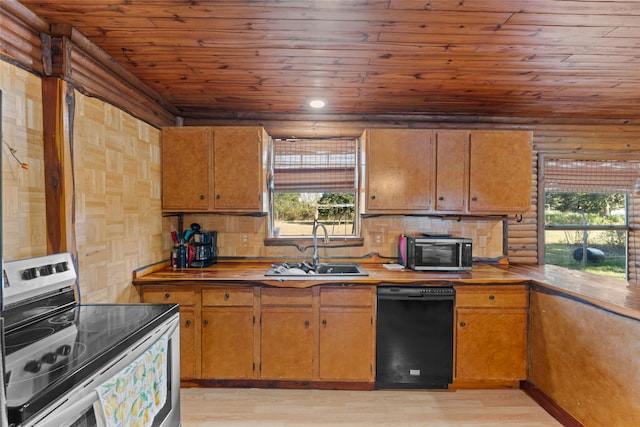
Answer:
[265,262,368,276]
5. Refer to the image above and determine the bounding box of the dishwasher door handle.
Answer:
[377,295,455,302]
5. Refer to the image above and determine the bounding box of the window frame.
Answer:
[538,153,636,279]
[265,136,363,248]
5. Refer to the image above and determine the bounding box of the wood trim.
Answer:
[42,77,76,255]
[181,379,375,391]
[521,381,584,427]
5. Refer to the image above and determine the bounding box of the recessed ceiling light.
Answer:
[308,98,327,108]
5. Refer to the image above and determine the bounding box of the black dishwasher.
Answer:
[376,287,455,389]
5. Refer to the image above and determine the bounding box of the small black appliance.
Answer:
[188,223,218,267]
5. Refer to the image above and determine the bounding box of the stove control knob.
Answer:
[39,265,54,276]
[41,352,57,364]
[57,344,72,356]
[24,360,42,373]
[55,262,70,272]
[22,268,39,280]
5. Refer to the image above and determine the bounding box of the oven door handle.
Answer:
[24,389,105,427]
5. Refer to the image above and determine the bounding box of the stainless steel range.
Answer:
[1,253,181,426]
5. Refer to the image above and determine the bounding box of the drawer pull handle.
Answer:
[224,293,230,300]
[203,320,209,326]
[164,293,170,299]
[489,295,495,300]
[304,321,310,327]
[322,319,327,326]
[460,322,466,327]
[185,320,192,326]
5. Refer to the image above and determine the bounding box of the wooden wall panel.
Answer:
[529,290,640,425]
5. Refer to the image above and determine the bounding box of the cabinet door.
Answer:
[201,306,256,379]
[213,127,264,211]
[162,127,212,211]
[434,131,468,212]
[180,307,199,379]
[319,307,374,381]
[365,129,433,212]
[455,308,528,381]
[468,131,532,213]
[260,306,315,380]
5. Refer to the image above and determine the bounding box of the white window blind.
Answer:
[545,159,640,194]
[273,138,356,192]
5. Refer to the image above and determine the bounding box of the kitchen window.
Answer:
[268,137,360,240]
[542,158,640,280]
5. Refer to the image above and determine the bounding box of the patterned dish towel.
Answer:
[97,336,168,427]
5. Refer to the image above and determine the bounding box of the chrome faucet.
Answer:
[312,222,329,266]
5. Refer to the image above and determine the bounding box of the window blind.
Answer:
[273,138,356,192]
[545,159,640,194]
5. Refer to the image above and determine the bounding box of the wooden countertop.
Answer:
[500,264,640,321]
[132,261,531,287]
[133,260,640,321]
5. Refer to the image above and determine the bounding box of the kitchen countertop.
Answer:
[132,260,640,321]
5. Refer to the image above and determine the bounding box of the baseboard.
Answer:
[520,381,583,427]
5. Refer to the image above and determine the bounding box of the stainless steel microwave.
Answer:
[400,235,473,272]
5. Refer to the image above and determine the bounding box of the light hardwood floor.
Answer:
[180,388,562,426]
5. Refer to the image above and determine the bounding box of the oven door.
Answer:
[23,313,180,427]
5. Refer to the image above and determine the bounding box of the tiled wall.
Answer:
[164,214,505,262]
[1,61,47,260]
[73,92,163,303]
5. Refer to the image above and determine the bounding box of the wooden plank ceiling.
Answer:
[15,0,640,122]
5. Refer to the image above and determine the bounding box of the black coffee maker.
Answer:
[188,223,218,267]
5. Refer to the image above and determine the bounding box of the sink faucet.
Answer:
[312,222,329,266]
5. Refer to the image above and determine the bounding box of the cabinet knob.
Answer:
[164,293,170,299]
[489,295,495,300]
[438,196,444,201]
[322,319,327,326]
[185,320,192,326]
[199,194,205,200]
[224,293,230,300]
[304,320,310,327]
[371,195,376,200]
[216,194,221,199]
[203,320,209,326]
[460,322,466,327]
[471,197,478,202]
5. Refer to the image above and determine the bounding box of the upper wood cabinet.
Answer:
[467,131,532,214]
[162,126,268,212]
[364,128,532,215]
[362,129,434,213]
[434,130,469,212]
[162,127,212,211]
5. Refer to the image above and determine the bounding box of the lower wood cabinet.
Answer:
[139,284,375,384]
[201,287,260,379]
[318,287,376,382]
[139,286,201,379]
[260,288,315,380]
[453,285,529,386]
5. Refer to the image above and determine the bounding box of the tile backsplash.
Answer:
[163,214,505,262]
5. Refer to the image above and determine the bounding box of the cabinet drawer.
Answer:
[261,288,313,306]
[320,287,374,307]
[202,288,254,306]
[142,288,196,306]
[456,286,528,308]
